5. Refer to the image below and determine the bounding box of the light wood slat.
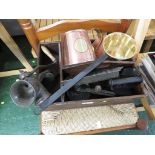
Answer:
[127,19,152,54]
[50,19,54,42]
[45,19,53,42]
[56,19,60,41]
[31,19,36,27]
[126,20,139,37]
[0,69,27,77]
[127,19,151,63]
[35,19,41,30]
[40,19,47,43]
[134,19,151,53]
[31,19,41,58]
[145,19,155,40]
[52,19,60,42]
[39,19,47,28]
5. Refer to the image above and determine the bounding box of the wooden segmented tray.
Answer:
[41,103,139,135]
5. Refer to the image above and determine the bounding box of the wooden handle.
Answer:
[41,46,56,62]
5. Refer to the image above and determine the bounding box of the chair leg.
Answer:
[141,97,155,120]
[0,22,33,73]
[18,19,39,55]
[0,69,27,78]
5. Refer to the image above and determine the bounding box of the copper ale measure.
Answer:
[61,29,96,66]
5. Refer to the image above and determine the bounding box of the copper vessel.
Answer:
[61,29,96,66]
[92,38,105,58]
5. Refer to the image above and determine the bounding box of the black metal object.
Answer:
[38,54,109,111]
[120,67,138,77]
[76,85,116,97]
[65,67,123,99]
[75,67,123,86]
[63,67,123,86]
[67,69,142,99]
[67,90,90,101]
[109,76,143,90]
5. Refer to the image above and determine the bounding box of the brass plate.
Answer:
[103,32,137,60]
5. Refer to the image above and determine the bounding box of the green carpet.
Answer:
[0,75,40,135]
[0,36,155,135]
[0,36,40,134]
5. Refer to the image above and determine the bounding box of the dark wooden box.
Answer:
[38,42,147,112]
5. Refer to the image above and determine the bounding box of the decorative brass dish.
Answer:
[103,32,137,60]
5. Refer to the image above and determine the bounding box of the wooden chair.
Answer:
[18,19,131,56]
[18,19,155,56]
